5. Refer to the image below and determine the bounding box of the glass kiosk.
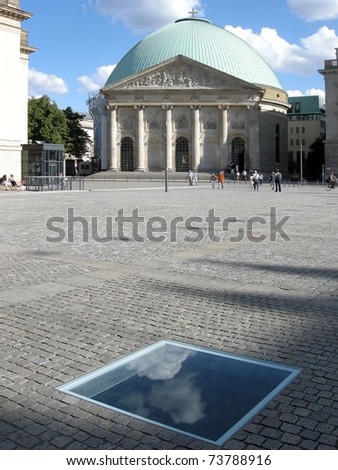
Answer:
[22,143,64,191]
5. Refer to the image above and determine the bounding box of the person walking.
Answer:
[210,172,217,189]
[268,172,275,190]
[186,170,193,186]
[275,169,282,192]
[217,171,224,189]
[252,171,260,191]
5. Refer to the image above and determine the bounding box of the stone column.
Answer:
[100,112,108,170]
[248,104,260,170]
[163,105,173,171]
[219,105,229,169]
[191,105,200,171]
[135,105,146,171]
[106,105,118,171]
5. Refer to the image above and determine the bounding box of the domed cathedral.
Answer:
[89,16,290,174]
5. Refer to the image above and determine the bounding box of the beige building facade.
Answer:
[0,0,35,179]
[287,95,325,177]
[319,48,338,175]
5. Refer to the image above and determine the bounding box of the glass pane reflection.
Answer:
[58,341,301,445]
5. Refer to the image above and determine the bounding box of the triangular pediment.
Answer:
[101,55,262,93]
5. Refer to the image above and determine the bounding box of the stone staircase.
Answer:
[84,170,215,182]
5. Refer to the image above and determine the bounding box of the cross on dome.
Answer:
[188,7,198,18]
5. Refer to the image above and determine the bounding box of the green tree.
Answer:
[306,138,325,180]
[63,107,92,158]
[28,95,68,144]
[28,96,92,158]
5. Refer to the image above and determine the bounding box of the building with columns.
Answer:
[319,48,338,175]
[0,0,36,179]
[89,17,289,174]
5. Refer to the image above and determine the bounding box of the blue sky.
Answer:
[21,0,338,112]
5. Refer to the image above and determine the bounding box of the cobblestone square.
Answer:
[0,181,337,450]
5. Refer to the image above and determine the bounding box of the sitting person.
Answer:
[1,174,11,190]
[8,174,18,189]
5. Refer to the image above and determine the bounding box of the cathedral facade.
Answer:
[89,18,290,175]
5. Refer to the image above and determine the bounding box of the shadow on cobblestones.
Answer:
[198,260,338,280]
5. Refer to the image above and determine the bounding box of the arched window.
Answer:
[175,137,189,172]
[121,137,134,171]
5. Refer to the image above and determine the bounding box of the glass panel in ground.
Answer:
[88,343,297,443]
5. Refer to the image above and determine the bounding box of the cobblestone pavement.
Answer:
[0,181,337,450]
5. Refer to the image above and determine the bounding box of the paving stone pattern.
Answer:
[0,182,337,450]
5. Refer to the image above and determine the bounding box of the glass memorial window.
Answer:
[58,340,301,445]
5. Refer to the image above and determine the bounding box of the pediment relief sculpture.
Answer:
[125,63,244,90]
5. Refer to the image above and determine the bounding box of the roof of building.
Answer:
[288,95,326,114]
[105,18,283,90]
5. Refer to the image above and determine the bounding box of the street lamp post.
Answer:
[300,143,303,183]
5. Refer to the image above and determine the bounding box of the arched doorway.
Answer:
[175,137,189,172]
[121,137,134,171]
[231,137,245,172]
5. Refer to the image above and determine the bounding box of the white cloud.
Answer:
[28,68,68,96]
[287,88,325,99]
[87,0,203,34]
[287,0,338,21]
[77,64,116,92]
[225,25,338,76]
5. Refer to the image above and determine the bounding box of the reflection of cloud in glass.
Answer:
[150,374,205,424]
[121,391,150,418]
[121,373,205,425]
[121,345,205,425]
[127,346,193,380]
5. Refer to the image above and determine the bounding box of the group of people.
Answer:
[1,174,18,190]
[268,170,283,192]
[209,171,225,189]
[209,169,283,192]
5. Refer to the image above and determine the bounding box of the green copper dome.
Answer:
[105,18,283,90]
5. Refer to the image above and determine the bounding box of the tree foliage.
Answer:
[63,107,92,158]
[28,95,68,144]
[28,96,91,158]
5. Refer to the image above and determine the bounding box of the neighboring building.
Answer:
[89,17,290,175]
[78,112,94,161]
[64,112,95,176]
[287,95,326,177]
[319,48,338,175]
[0,0,36,179]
